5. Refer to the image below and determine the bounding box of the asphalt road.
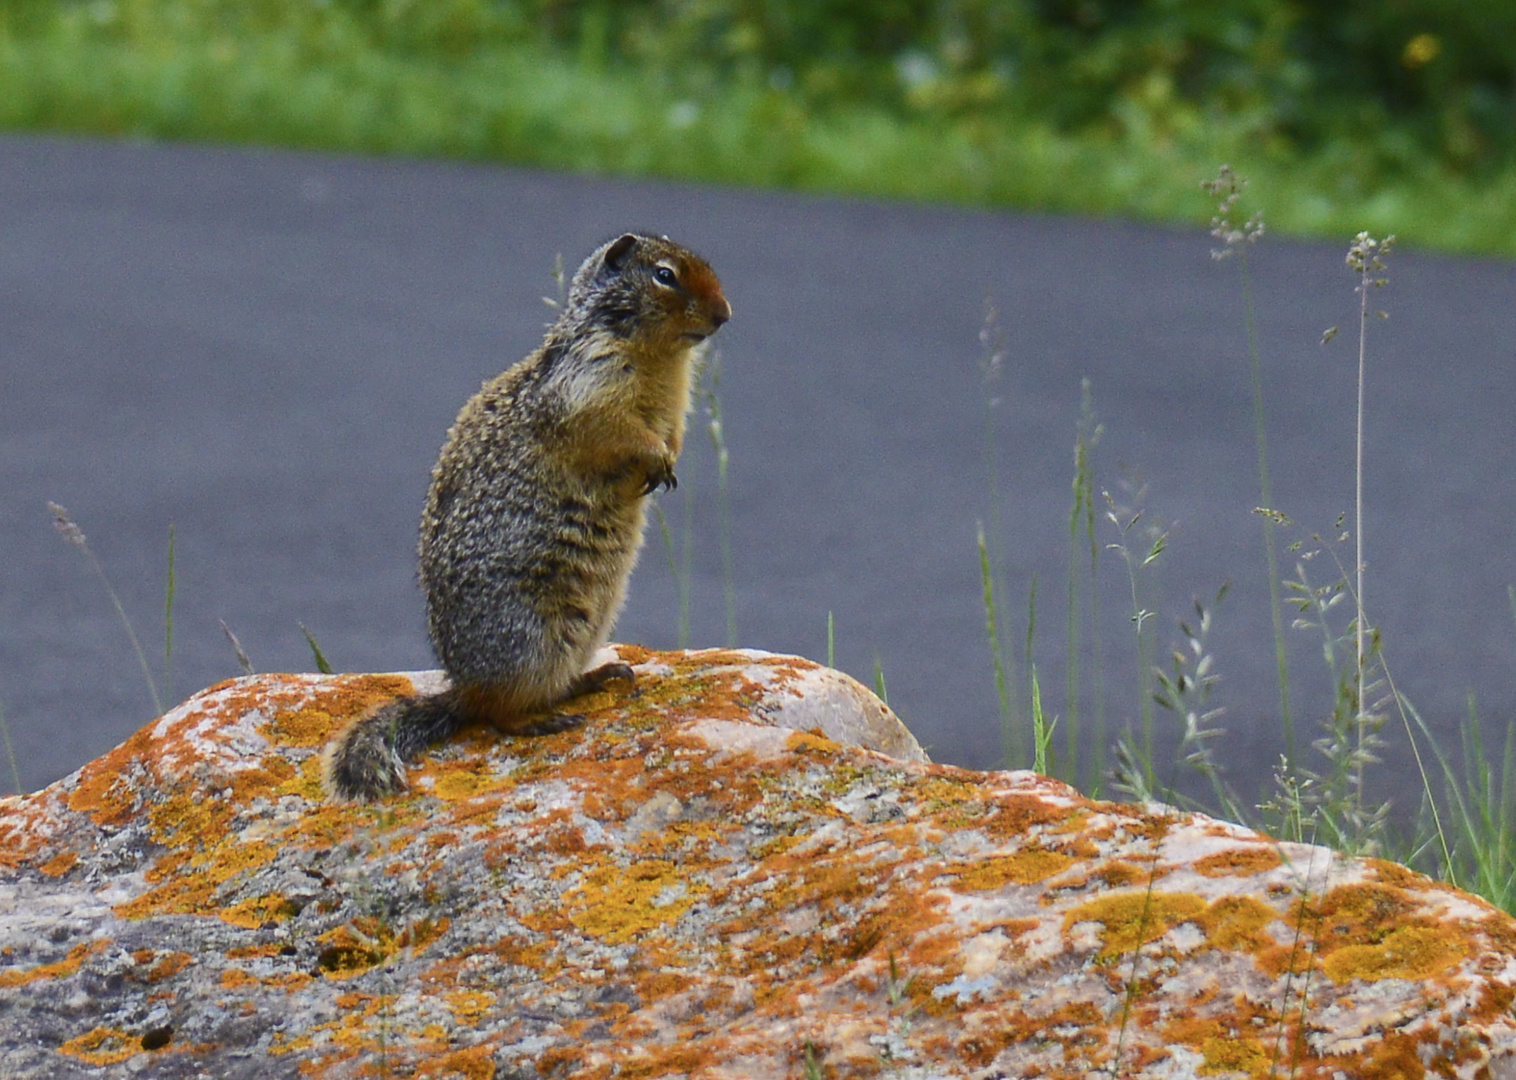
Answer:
[3,134,1513,815]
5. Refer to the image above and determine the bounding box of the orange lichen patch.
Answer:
[1064,891,1209,960]
[0,938,110,987]
[565,858,703,944]
[114,837,281,920]
[751,845,889,915]
[785,729,841,756]
[1161,1010,1272,1076]
[138,950,194,982]
[953,1000,1110,1069]
[631,969,695,1001]
[992,918,1043,941]
[67,748,150,826]
[617,653,775,729]
[1194,844,1282,877]
[227,943,287,960]
[58,1026,141,1065]
[37,849,78,876]
[313,914,449,984]
[1041,859,1153,902]
[270,971,315,993]
[226,759,299,802]
[0,815,45,870]
[265,675,413,739]
[953,847,1073,890]
[1090,859,1157,889]
[585,1043,719,1080]
[445,989,497,1025]
[1366,857,1465,905]
[277,754,329,802]
[428,757,514,802]
[1294,881,1418,949]
[399,916,452,954]
[634,819,726,860]
[219,892,297,928]
[1321,924,1473,984]
[612,643,656,666]
[146,790,222,850]
[269,991,402,1067]
[220,967,258,989]
[978,795,1081,840]
[415,1043,498,1079]
[316,918,400,979]
[260,705,347,748]
[1195,895,1278,953]
[281,801,401,851]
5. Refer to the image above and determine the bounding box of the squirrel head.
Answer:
[565,233,731,349]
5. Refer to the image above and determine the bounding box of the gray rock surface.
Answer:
[2,650,1514,1078]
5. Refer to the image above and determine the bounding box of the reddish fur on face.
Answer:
[682,261,729,323]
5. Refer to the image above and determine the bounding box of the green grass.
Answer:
[2,3,1516,256]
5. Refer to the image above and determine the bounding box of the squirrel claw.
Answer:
[504,713,587,737]
[642,469,677,496]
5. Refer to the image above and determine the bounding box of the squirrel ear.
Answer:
[602,234,639,272]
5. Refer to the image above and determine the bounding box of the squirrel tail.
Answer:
[323,691,466,800]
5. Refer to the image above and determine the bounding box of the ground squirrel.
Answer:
[325,232,731,799]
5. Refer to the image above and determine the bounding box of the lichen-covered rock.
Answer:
[1,646,1514,1079]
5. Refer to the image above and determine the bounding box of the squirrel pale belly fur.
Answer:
[324,233,730,800]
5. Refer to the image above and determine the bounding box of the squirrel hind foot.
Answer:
[570,661,636,696]
[470,662,636,738]
[493,712,587,738]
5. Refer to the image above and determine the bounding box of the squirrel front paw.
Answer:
[642,460,678,495]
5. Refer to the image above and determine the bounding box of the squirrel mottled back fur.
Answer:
[325,233,730,800]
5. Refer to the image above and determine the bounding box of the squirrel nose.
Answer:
[710,300,732,328]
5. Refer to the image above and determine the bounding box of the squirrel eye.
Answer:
[653,265,678,288]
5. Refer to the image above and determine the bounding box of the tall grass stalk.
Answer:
[1447,701,1516,906]
[1149,588,1247,823]
[0,699,21,795]
[48,502,165,718]
[977,301,1022,769]
[654,503,693,649]
[979,524,1018,769]
[300,623,334,675]
[1346,232,1394,809]
[220,619,256,675]
[164,523,176,706]
[701,352,738,647]
[1202,166,1294,764]
[1104,489,1167,795]
[1068,380,1105,793]
[1024,574,1038,740]
[1029,667,1055,776]
[1283,544,1388,854]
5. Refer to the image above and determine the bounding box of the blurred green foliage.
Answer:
[295,0,1515,171]
[9,1,1509,170]
[1,0,1513,251]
